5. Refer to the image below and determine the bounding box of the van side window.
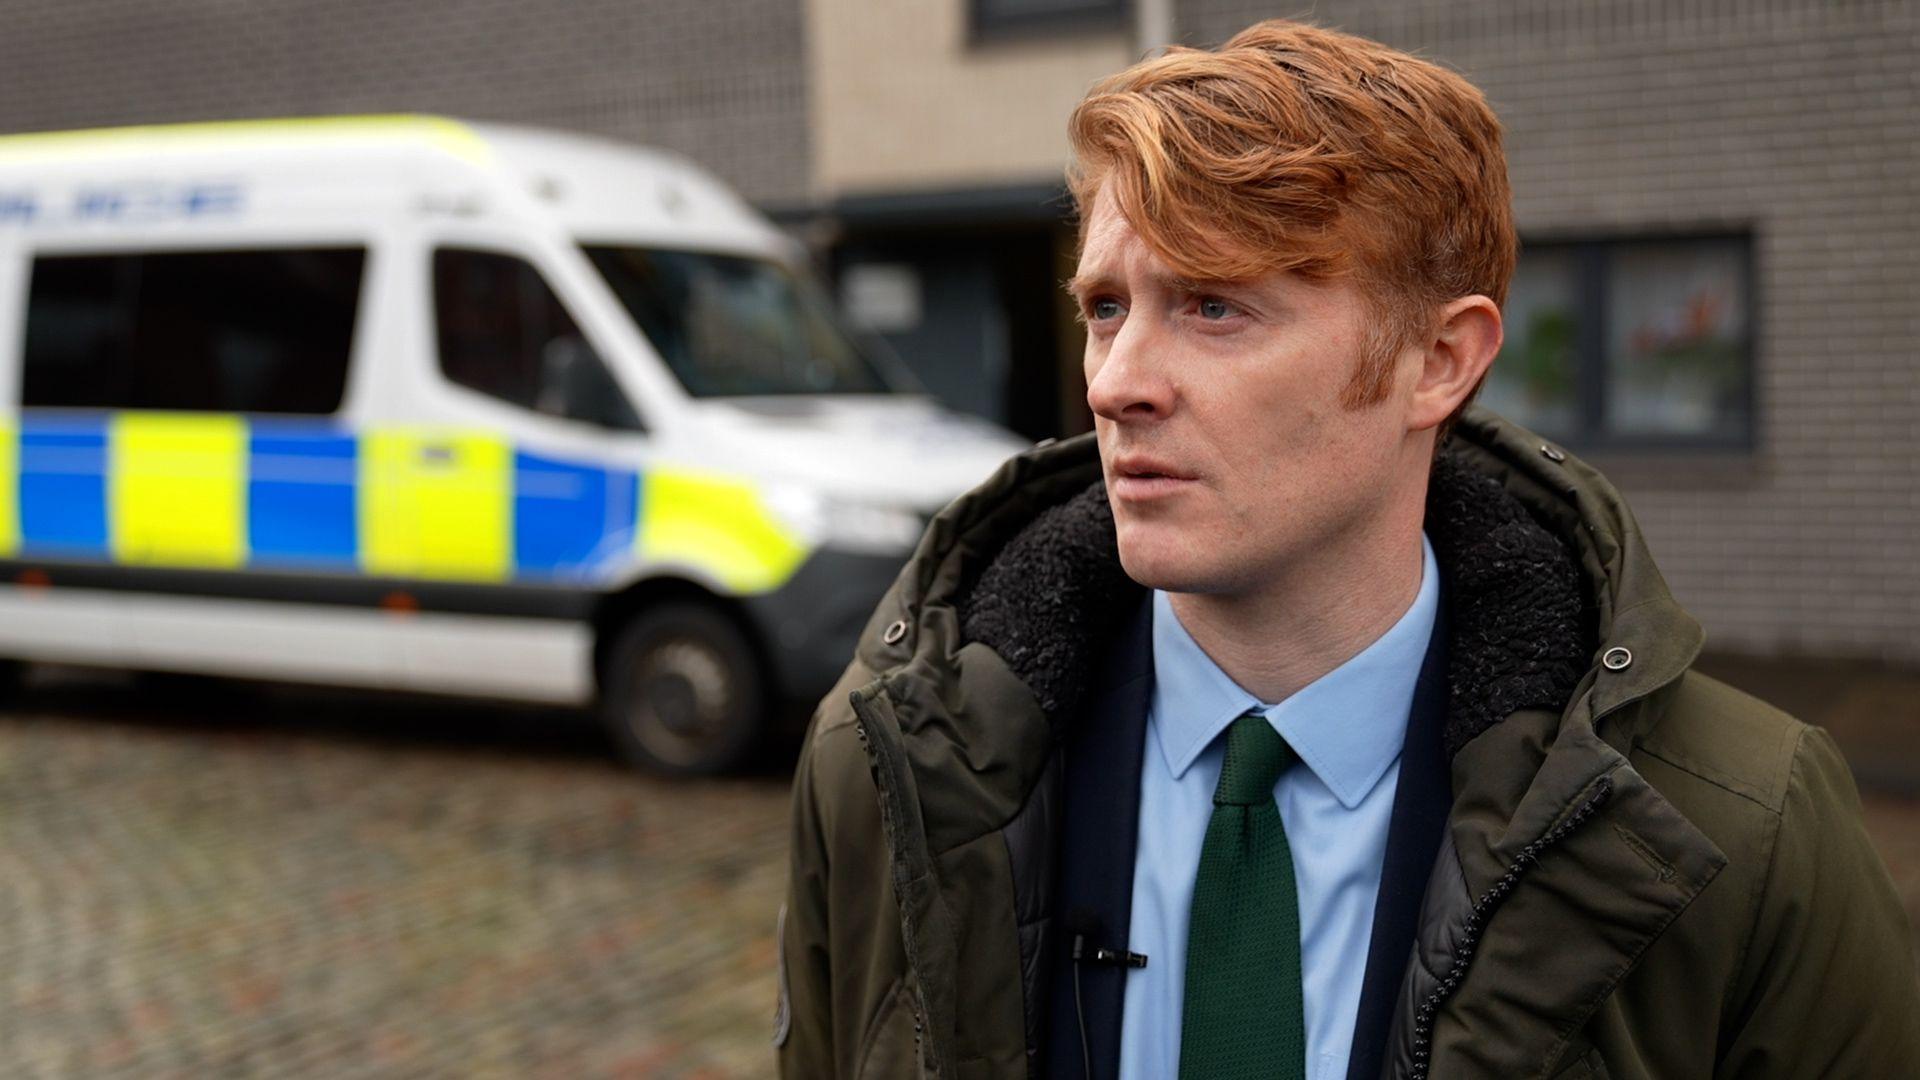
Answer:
[432,248,643,432]
[22,248,363,413]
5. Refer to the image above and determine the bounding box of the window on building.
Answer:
[1479,235,1753,449]
[970,0,1128,40]
[432,248,643,431]
[22,248,363,414]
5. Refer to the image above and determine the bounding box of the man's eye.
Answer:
[1090,298,1124,321]
[1198,297,1237,320]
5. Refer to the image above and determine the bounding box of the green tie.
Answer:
[1179,711,1306,1080]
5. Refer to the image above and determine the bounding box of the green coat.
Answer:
[777,407,1920,1079]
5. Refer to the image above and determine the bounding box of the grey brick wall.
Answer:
[0,0,809,205]
[1181,0,1920,663]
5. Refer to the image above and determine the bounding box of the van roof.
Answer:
[0,115,496,164]
[0,115,785,253]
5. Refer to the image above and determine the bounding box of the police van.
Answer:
[0,116,1025,773]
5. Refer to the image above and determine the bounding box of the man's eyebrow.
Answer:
[1063,273,1108,298]
[1064,270,1240,301]
[1065,271,1210,296]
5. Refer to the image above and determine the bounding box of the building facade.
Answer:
[1,0,1914,664]
[0,0,809,206]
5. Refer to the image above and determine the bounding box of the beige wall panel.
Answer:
[809,1,1134,196]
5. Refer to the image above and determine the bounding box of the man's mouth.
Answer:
[1113,453,1193,479]
[1111,455,1198,499]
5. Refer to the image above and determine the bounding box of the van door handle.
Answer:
[417,444,457,465]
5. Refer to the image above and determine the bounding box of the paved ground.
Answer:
[0,670,790,1079]
[0,663,1915,1078]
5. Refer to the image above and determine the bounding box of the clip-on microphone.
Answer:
[1066,909,1148,1077]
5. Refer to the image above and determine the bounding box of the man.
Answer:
[777,19,1920,1079]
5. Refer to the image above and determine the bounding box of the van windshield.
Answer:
[583,245,894,398]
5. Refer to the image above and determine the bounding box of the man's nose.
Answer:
[1087,315,1174,423]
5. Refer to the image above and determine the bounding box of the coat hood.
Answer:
[855,403,1703,765]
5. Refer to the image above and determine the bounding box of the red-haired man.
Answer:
[779,19,1919,1079]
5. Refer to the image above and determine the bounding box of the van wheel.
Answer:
[600,602,765,776]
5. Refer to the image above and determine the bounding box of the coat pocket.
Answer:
[856,979,924,1080]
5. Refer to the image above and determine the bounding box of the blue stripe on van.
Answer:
[512,451,638,581]
[247,425,358,568]
[18,416,109,556]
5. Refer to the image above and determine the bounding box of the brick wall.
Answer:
[1182,0,1920,662]
[0,0,808,204]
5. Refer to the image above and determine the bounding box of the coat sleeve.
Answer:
[1717,725,1920,1077]
[776,718,840,1079]
[776,688,912,1079]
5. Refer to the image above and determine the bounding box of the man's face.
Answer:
[1071,186,1422,597]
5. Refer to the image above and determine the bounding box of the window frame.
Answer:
[967,0,1130,43]
[1493,230,1759,455]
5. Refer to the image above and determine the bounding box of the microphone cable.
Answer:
[1071,931,1093,1079]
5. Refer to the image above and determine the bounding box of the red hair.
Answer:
[1068,20,1516,414]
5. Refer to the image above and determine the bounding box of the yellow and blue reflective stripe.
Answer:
[19,416,108,555]
[359,429,514,582]
[9,412,810,594]
[514,451,639,582]
[109,413,248,568]
[635,470,809,595]
[0,421,16,557]
[248,422,358,569]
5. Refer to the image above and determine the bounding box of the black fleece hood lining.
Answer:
[956,447,1592,759]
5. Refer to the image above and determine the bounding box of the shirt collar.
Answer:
[1149,533,1441,810]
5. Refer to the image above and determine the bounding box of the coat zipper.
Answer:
[1406,775,1615,1079]
[850,693,936,1076]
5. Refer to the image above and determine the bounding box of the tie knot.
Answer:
[1213,712,1295,806]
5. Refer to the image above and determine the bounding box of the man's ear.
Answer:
[1406,295,1502,434]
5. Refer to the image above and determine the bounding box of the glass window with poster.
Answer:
[1480,234,1754,451]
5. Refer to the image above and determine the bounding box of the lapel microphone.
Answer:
[1065,908,1150,968]
[1086,945,1149,968]
[1065,909,1149,1079]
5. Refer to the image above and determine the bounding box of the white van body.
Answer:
[0,116,1027,770]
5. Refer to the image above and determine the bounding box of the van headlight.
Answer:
[765,486,926,557]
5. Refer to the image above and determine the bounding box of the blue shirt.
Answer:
[1119,534,1440,1080]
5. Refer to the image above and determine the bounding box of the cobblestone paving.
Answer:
[1,670,1915,1078]
[0,672,790,1079]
